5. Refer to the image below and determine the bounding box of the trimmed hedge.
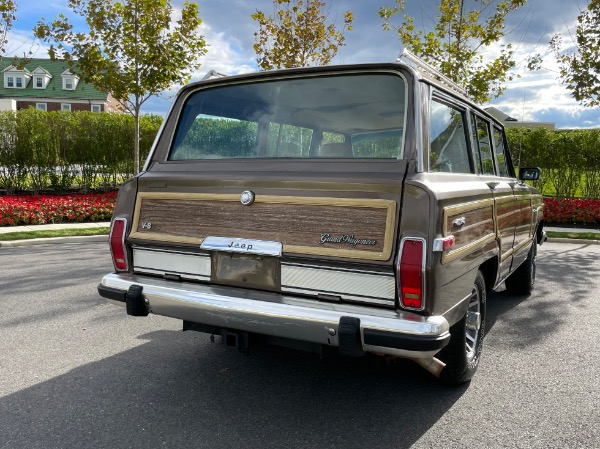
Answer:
[507,127,600,199]
[1,110,599,203]
[0,109,162,194]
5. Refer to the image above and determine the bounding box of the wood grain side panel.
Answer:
[129,193,396,261]
[442,199,495,264]
[496,197,518,260]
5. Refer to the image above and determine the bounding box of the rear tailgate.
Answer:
[127,164,406,308]
[125,67,413,308]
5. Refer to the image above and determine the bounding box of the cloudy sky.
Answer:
[7,0,598,128]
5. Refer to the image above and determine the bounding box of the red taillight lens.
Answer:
[399,239,425,310]
[110,218,128,271]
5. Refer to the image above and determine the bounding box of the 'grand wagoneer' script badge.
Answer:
[319,234,377,246]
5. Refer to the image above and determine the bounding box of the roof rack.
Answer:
[201,70,228,81]
[397,49,468,97]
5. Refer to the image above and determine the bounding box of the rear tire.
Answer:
[438,270,486,385]
[505,242,537,295]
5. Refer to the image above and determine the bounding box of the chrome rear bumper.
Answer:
[99,273,450,358]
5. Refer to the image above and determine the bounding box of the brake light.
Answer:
[110,218,128,271]
[398,238,425,310]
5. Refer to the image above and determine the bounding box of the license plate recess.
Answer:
[211,252,280,291]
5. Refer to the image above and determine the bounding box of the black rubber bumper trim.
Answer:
[363,328,450,352]
[97,283,127,303]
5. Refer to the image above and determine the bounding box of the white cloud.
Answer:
[193,23,256,80]
[4,29,46,59]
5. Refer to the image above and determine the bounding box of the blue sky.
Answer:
[7,0,597,128]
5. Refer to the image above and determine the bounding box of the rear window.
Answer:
[169,73,408,160]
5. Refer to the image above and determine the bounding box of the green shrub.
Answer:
[507,127,600,198]
[0,109,162,194]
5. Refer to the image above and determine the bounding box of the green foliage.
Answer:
[34,0,207,174]
[0,0,16,55]
[380,0,525,103]
[252,0,353,70]
[175,118,258,159]
[0,110,162,194]
[549,0,600,107]
[506,127,600,198]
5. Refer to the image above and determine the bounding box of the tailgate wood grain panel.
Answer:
[130,192,397,261]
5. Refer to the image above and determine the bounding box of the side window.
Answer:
[429,100,472,173]
[493,126,510,177]
[171,115,259,160]
[472,115,495,175]
[266,123,313,157]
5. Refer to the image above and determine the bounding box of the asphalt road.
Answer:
[0,242,598,449]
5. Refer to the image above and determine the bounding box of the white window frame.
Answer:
[64,77,74,90]
[6,76,13,88]
[35,76,44,88]
[15,77,23,88]
[36,103,48,111]
[91,104,101,113]
[61,103,72,111]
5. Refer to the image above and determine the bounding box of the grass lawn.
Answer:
[0,227,109,241]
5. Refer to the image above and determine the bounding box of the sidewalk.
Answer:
[0,221,110,235]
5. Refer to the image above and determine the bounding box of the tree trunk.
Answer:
[133,106,140,176]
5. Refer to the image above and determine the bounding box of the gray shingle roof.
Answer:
[0,58,108,101]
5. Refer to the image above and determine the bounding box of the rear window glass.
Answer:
[169,73,407,160]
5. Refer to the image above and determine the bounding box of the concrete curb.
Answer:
[0,235,108,248]
[547,237,600,245]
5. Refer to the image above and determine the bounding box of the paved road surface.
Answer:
[1,242,598,449]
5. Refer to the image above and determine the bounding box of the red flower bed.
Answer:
[543,197,600,224]
[0,192,117,226]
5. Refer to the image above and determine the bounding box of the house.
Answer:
[0,58,121,113]
[485,106,555,130]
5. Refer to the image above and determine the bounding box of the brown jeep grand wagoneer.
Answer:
[98,51,545,384]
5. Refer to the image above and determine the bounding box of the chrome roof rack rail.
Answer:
[397,49,468,97]
[201,70,228,81]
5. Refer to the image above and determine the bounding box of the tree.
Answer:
[379,0,526,103]
[251,0,353,70]
[0,0,16,57]
[549,0,600,107]
[35,0,207,175]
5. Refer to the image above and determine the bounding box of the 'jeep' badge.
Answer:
[240,190,255,206]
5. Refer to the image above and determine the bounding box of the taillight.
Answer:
[398,238,426,310]
[110,217,128,271]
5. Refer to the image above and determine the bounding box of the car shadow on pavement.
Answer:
[0,329,469,449]
[485,243,600,348]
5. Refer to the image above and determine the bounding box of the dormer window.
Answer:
[61,69,79,90]
[31,67,52,89]
[3,65,31,89]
